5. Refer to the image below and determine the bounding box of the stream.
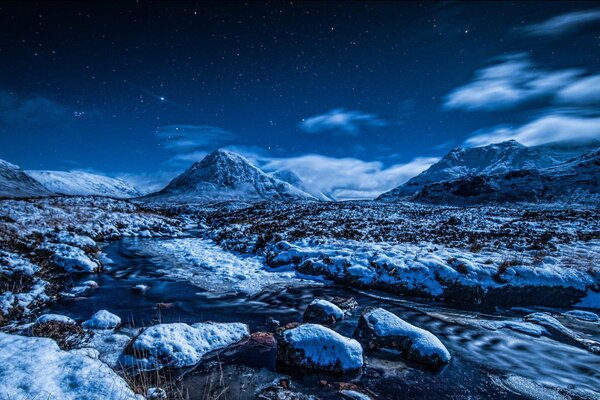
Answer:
[46,236,600,400]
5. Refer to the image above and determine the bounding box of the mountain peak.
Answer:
[150,150,315,202]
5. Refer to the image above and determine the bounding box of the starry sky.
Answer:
[1,1,599,199]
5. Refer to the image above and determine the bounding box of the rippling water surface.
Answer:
[47,237,600,400]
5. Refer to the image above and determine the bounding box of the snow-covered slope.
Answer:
[378,140,597,201]
[412,149,600,205]
[148,149,316,202]
[0,159,52,198]
[271,169,335,201]
[28,170,140,198]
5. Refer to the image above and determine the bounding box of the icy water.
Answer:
[47,237,600,400]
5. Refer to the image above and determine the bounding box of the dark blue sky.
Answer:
[1,1,599,198]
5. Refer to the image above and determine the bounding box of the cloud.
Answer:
[523,9,600,37]
[299,108,387,136]
[465,114,600,147]
[556,74,600,105]
[443,54,583,111]
[262,154,439,200]
[0,89,70,126]
[156,124,238,166]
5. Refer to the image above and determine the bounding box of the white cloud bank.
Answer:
[465,114,600,147]
[262,154,439,200]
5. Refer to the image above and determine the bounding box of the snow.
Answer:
[28,170,141,198]
[82,310,121,329]
[339,390,372,400]
[122,321,250,369]
[0,333,141,400]
[36,313,77,325]
[281,324,364,371]
[137,238,305,295]
[147,387,167,399]
[563,310,599,323]
[362,308,450,362]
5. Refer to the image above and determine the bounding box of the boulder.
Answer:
[353,307,450,367]
[121,321,249,369]
[303,299,344,324]
[277,323,363,373]
[82,310,121,330]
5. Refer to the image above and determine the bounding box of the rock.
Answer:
[353,307,450,367]
[266,316,281,327]
[563,310,599,323]
[277,323,363,373]
[35,314,76,325]
[121,321,250,369]
[303,299,345,324]
[147,387,167,399]
[131,284,149,294]
[82,310,121,330]
[331,296,358,313]
[258,378,321,400]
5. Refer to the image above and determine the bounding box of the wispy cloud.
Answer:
[443,54,583,112]
[465,114,600,147]
[262,154,438,200]
[0,89,70,126]
[556,74,600,105]
[299,108,387,136]
[522,9,600,37]
[156,124,238,166]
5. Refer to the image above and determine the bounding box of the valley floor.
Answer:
[0,197,599,399]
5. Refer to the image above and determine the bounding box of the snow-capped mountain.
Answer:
[0,159,53,198]
[148,149,316,202]
[412,149,600,205]
[27,170,141,198]
[271,169,335,201]
[378,140,597,201]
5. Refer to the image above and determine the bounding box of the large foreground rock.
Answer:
[0,333,141,400]
[277,323,363,373]
[354,308,450,367]
[121,321,250,369]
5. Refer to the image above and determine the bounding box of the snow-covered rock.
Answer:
[0,333,141,400]
[82,310,121,330]
[121,321,250,369]
[28,170,141,198]
[45,243,100,273]
[354,308,450,367]
[277,323,363,372]
[36,313,77,325]
[146,149,316,202]
[147,387,167,399]
[0,159,52,198]
[339,390,373,400]
[303,299,345,324]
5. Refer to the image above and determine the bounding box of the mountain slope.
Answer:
[412,149,600,205]
[271,169,335,201]
[0,159,53,198]
[149,149,316,202]
[27,170,141,198]
[378,140,596,201]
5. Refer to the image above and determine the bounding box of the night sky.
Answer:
[1,1,599,198]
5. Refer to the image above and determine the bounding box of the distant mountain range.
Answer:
[27,170,141,198]
[145,149,316,202]
[379,139,599,204]
[1,139,598,204]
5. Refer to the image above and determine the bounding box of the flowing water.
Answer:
[46,236,600,400]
